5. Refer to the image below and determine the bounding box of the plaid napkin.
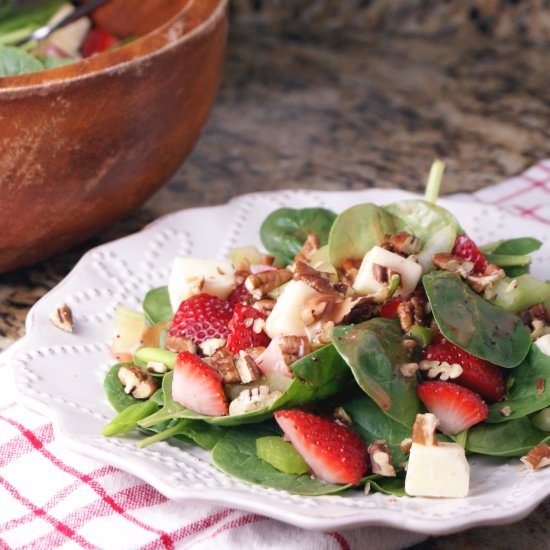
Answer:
[2,160,550,550]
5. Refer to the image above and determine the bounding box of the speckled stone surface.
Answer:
[2,7,550,547]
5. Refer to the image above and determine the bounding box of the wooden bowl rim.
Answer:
[0,0,227,96]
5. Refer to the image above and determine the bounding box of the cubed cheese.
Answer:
[265,280,319,338]
[168,257,235,311]
[405,442,470,498]
[353,246,422,296]
[535,334,550,356]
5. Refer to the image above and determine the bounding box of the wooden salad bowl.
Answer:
[0,0,228,272]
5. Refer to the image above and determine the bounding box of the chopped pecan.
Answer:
[396,295,425,333]
[279,335,311,365]
[333,406,353,427]
[341,296,377,324]
[294,233,320,264]
[432,253,474,277]
[235,351,262,384]
[199,338,226,356]
[383,232,422,256]
[306,320,335,346]
[368,441,396,477]
[261,255,275,266]
[419,360,463,381]
[521,444,550,470]
[146,361,168,374]
[165,334,197,354]
[49,304,74,333]
[253,299,276,316]
[400,437,413,454]
[245,269,292,300]
[499,405,513,417]
[339,258,360,285]
[526,304,550,324]
[399,362,419,377]
[209,348,240,384]
[229,385,282,416]
[117,365,157,399]
[302,293,350,326]
[466,263,505,293]
[412,413,439,446]
[294,261,339,295]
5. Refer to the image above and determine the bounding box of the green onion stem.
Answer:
[424,159,446,204]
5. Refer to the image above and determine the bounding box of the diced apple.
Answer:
[264,281,319,338]
[111,306,146,361]
[229,246,263,268]
[168,257,235,311]
[353,246,422,297]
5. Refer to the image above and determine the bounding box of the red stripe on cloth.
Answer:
[512,205,550,225]
[139,509,235,550]
[0,415,174,550]
[0,537,12,550]
[0,474,95,549]
[199,513,266,544]
[325,531,351,550]
[0,466,114,532]
[0,424,54,467]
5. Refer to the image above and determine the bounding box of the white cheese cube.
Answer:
[265,280,319,338]
[535,334,550,356]
[405,442,470,498]
[168,257,235,311]
[353,246,422,296]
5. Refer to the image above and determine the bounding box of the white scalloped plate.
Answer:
[9,189,550,535]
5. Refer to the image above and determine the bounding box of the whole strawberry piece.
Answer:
[275,410,368,485]
[423,340,505,401]
[169,293,232,345]
[227,282,253,308]
[417,381,488,434]
[452,234,488,274]
[172,351,228,416]
[226,304,270,354]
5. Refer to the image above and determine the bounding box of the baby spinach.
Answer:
[260,207,336,266]
[366,475,407,497]
[104,363,141,413]
[332,318,420,428]
[466,417,550,457]
[480,237,542,256]
[487,347,550,423]
[139,418,226,450]
[0,45,42,77]
[143,287,173,325]
[139,345,351,427]
[343,396,411,465]
[211,425,352,495]
[103,397,161,437]
[423,271,531,368]
[328,204,395,267]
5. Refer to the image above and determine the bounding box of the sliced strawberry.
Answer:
[81,28,118,57]
[227,282,253,308]
[379,297,403,318]
[423,340,505,401]
[169,293,232,345]
[172,351,228,416]
[274,410,368,485]
[226,304,270,354]
[417,381,488,434]
[452,234,488,274]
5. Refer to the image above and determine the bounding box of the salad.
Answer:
[99,161,550,498]
[0,0,122,77]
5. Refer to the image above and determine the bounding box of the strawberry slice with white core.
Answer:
[417,381,488,435]
[172,351,228,416]
[274,410,368,485]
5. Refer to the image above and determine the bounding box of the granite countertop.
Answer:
[2,7,550,547]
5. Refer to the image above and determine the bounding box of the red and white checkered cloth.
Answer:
[2,160,550,550]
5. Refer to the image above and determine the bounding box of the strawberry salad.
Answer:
[103,161,550,498]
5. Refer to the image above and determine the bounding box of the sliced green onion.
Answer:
[424,159,445,204]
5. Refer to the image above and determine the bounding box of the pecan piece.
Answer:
[384,232,422,256]
[400,437,413,454]
[294,261,339,295]
[165,334,197,354]
[253,299,276,316]
[245,269,292,300]
[432,253,474,277]
[209,348,240,384]
[49,304,74,333]
[117,365,157,399]
[279,336,311,366]
[466,263,505,293]
[302,293,350,326]
[399,362,419,377]
[294,233,320,264]
[396,295,425,333]
[521,444,550,470]
[199,338,226,357]
[412,413,439,446]
[419,360,463,381]
[341,296,377,325]
[368,441,396,477]
[499,406,512,417]
[235,351,262,384]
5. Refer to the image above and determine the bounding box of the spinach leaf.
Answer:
[328,204,395,267]
[423,271,531,368]
[0,46,42,77]
[343,396,411,465]
[211,425,352,495]
[487,347,550,423]
[480,237,542,256]
[41,56,73,70]
[103,397,161,437]
[139,418,226,450]
[332,318,420,428]
[467,417,550,457]
[104,363,140,413]
[139,344,351,427]
[260,208,336,266]
[367,476,407,497]
[143,286,173,325]
[490,274,550,314]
